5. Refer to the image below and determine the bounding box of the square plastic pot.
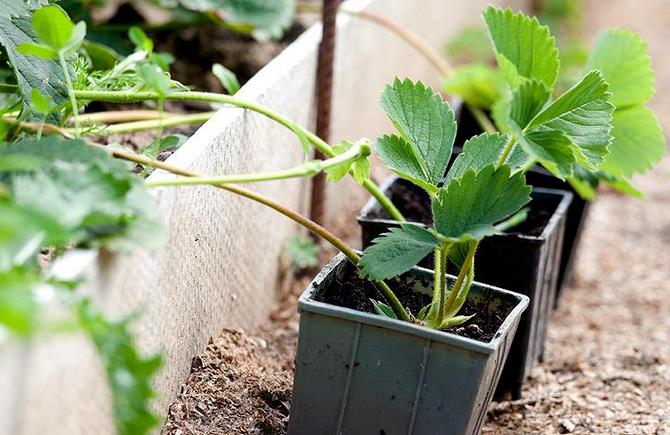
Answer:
[357,177,572,398]
[288,253,529,435]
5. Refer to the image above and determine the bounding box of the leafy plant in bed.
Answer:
[357,5,665,398]
[442,6,665,293]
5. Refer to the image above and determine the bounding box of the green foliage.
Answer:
[359,224,439,281]
[376,78,456,194]
[0,267,40,337]
[446,133,510,179]
[445,26,492,64]
[432,165,531,241]
[0,1,68,121]
[77,300,162,435]
[284,234,319,269]
[483,6,560,88]
[0,136,163,251]
[584,29,665,189]
[178,0,295,40]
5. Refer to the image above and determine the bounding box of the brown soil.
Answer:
[313,260,514,342]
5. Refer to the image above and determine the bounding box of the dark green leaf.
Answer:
[516,128,576,179]
[359,224,439,280]
[509,80,550,129]
[432,165,531,241]
[375,134,438,194]
[378,78,456,187]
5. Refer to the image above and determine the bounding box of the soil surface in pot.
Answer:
[366,179,559,237]
[313,262,515,342]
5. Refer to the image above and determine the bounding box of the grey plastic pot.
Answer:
[288,254,529,435]
[357,176,572,398]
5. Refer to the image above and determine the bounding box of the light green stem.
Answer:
[73,89,406,221]
[441,243,477,319]
[146,142,369,187]
[436,246,449,324]
[58,52,80,136]
[82,112,215,134]
[497,135,517,168]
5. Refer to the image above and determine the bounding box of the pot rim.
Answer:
[298,253,530,356]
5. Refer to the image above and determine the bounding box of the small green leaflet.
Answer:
[284,235,319,269]
[359,224,439,281]
[212,63,240,95]
[432,165,531,241]
[376,78,456,193]
[446,132,511,180]
[508,70,614,177]
[483,6,560,88]
[370,299,397,319]
[585,28,665,181]
[324,140,371,185]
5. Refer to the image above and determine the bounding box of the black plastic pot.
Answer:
[454,105,592,300]
[288,253,529,435]
[357,177,572,399]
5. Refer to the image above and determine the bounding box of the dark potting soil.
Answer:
[368,180,558,237]
[314,263,515,342]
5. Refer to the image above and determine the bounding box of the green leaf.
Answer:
[432,165,531,241]
[64,20,86,53]
[370,299,397,319]
[139,64,171,97]
[567,175,597,200]
[378,78,456,187]
[16,41,57,59]
[1,136,163,250]
[601,105,664,177]
[128,26,153,53]
[0,0,48,20]
[212,63,240,95]
[0,14,69,121]
[516,128,576,179]
[31,5,74,51]
[603,176,643,198]
[30,88,52,114]
[483,6,560,88]
[442,64,504,109]
[284,235,319,269]
[359,224,439,281]
[585,28,654,108]
[77,300,162,435]
[440,314,475,329]
[179,0,295,40]
[324,140,371,185]
[446,132,510,180]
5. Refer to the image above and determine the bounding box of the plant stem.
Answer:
[468,105,496,133]
[441,243,477,318]
[77,110,178,124]
[497,135,517,168]
[0,83,18,93]
[146,141,369,187]
[436,246,449,324]
[75,112,215,135]
[98,144,410,321]
[73,89,406,221]
[58,52,80,137]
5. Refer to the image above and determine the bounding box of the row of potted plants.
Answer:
[0,1,664,434]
